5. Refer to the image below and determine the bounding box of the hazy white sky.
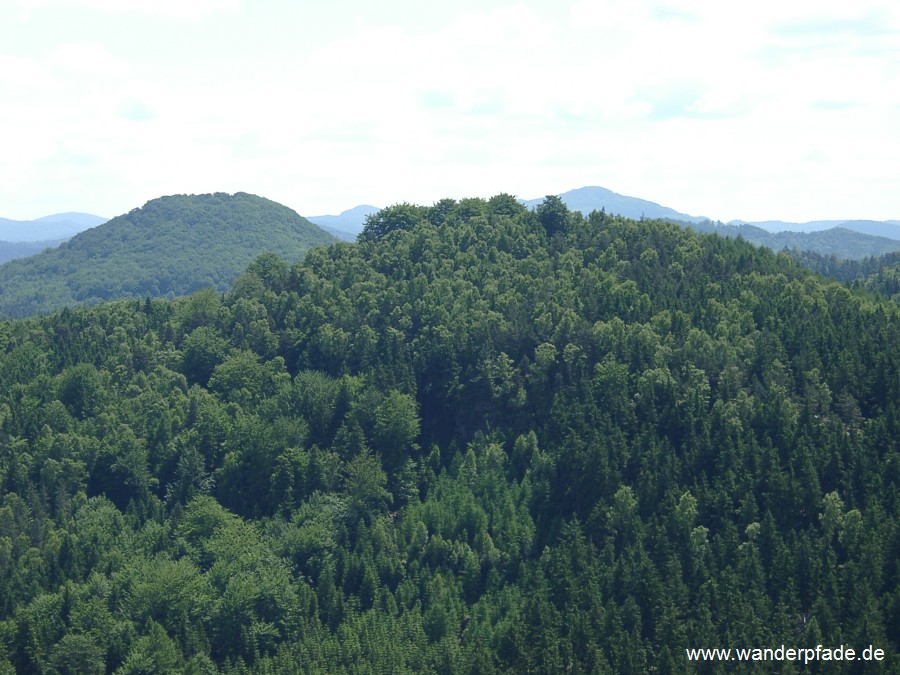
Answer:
[1,0,898,222]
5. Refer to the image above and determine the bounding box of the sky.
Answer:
[1,0,898,223]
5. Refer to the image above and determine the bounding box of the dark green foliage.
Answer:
[0,197,897,672]
[358,203,429,243]
[57,363,105,420]
[0,193,335,318]
[535,194,571,237]
[181,326,231,386]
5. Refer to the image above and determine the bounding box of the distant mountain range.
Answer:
[307,205,379,241]
[534,188,900,250]
[9,188,899,246]
[0,212,107,242]
[0,193,335,318]
[691,223,900,259]
[0,212,109,264]
[4,187,898,271]
[728,218,900,240]
[522,186,710,224]
[553,187,900,258]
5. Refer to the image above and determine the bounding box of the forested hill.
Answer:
[0,195,897,672]
[791,250,900,303]
[0,238,66,265]
[0,192,336,318]
[691,221,900,259]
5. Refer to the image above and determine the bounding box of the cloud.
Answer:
[811,100,860,111]
[0,52,53,88]
[767,0,898,34]
[1,0,899,221]
[14,0,239,19]
[419,90,455,110]
[52,42,126,75]
[119,99,155,122]
[773,12,896,37]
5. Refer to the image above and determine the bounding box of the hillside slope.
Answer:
[0,192,335,318]
[0,195,896,671]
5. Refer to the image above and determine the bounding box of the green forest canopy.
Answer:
[0,195,897,672]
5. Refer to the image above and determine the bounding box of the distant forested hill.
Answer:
[732,218,900,239]
[0,195,896,672]
[0,192,335,318]
[0,238,67,265]
[791,249,900,302]
[692,221,900,258]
